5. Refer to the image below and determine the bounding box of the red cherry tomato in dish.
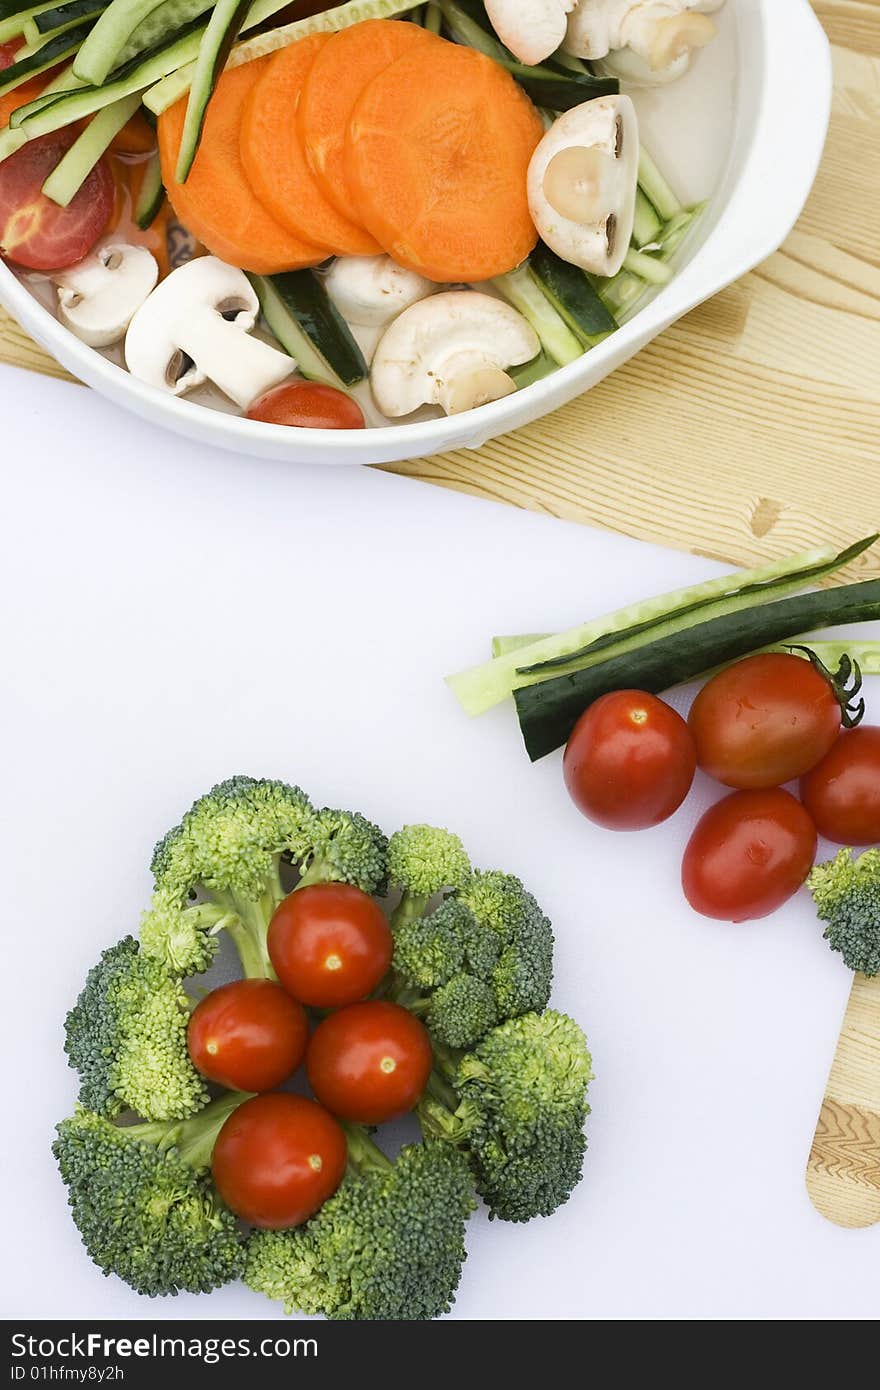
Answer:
[268,883,393,1008]
[0,132,114,271]
[307,1000,433,1124]
[563,690,697,831]
[800,726,880,845]
[688,653,844,790]
[212,1092,346,1229]
[682,787,817,922]
[187,979,308,1092]
[246,381,365,429]
[0,40,23,69]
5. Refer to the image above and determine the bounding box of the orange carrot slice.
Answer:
[240,33,380,258]
[345,43,543,283]
[158,58,329,275]
[297,18,439,222]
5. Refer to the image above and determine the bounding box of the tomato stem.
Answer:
[785,644,865,729]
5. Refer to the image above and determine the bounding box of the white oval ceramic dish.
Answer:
[0,0,831,466]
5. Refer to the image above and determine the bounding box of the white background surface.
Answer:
[1,363,877,1321]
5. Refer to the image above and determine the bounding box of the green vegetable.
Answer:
[0,2,55,43]
[63,936,208,1121]
[387,822,472,931]
[31,0,108,34]
[41,90,139,206]
[254,272,368,389]
[53,1095,248,1296]
[809,850,880,977]
[530,241,618,347]
[141,775,387,980]
[174,0,249,181]
[447,534,878,717]
[516,576,880,761]
[491,264,584,367]
[246,1132,475,1319]
[0,19,91,93]
[493,635,880,676]
[632,187,662,248]
[134,146,164,226]
[420,1010,592,1222]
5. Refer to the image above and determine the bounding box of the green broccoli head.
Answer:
[427,974,499,1050]
[387,824,471,903]
[449,1010,592,1222]
[809,849,880,976]
[459,871,554,1020]
[53,1103,246,1297]
[297,807,388,895]
[64,937,208,1121]
[393,899,483,989]
[245,1140,475,1320]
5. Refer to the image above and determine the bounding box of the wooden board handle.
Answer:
[806,972,880,1228]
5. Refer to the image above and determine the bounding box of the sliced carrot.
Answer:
[158,58,329,275]
[110,110,156,156]
[345,43,543,283]
[1,76,51,130]
[297,18,439,222]
[241,33,380,258]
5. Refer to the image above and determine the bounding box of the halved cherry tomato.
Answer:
[688,653,845,790]
[268,883,393,1008]
[187,979,308,1092]
[246,381,365,429]
[307,1000,433,1124]
[563,690,696,830]
[0,40,23,70]
[0,132,114,270]
[212,1092,347,1229]
[801,726,880,845]
[682,788,817,921]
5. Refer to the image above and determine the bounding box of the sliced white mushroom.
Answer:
[527,94,639,277]
[484,0,579,67]
[370,291,539,418]
[54,242,158,348]
[565,0,722,76]
[125,256,294,408]
[323,255,434,328]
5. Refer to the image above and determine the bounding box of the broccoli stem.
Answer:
[390,892,431,935]
[126,1090,252,1170]
[210,890,276,979]
[341,1122,394,1176]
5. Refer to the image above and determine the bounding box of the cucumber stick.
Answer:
[175,0,248,180]
[446,535,879,716]
[0,20,90,92]
[529,242,617,346]
[116,0,213,66]
[134,147,164,226]
[42,90,139,205]
[491,633,880,677]
[75,0,196,83]
[491,265,582,367]
[251,273,368,389]
[7,59,86,126]
[0,1,55,40]
[31,0,107,31]
[516,580,880,761]
[144,0,422,113]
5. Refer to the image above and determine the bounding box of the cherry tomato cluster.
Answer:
[186,882,431,1229]
[563,651,880,923]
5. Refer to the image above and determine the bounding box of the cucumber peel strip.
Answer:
[41,89,139,205]
[446,535,879,717]
[491,633,880,677]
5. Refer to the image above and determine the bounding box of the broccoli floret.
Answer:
[53,1095,248,1296]
[245,1130,475,1320]
[459,871,554,1019]
[394,898,492,988]
[387,824,471,928]
[64,937,208,1121]
[141,777,387,980]
[421,1010,592,1223]
[426,974,499,1050]
[809,849,880,976]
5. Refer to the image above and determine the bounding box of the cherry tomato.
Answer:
[212,1092,347,1229]
[563,690,697,831]
[307,1000,433,1124]
[682,788,817,921]
[0,132,115,271]
[0,41,23,70]
[268,883,393,1008]
[800,726,880,845]
[688,653,844,791]
[246,381,365,429]
[187,979,308,1092]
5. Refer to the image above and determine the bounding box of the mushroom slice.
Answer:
[484,0,579,67]
[54,243,158,348]
[323,255,434,328]
[565,0,722,76]
[124,256,295,409]
[370,291,539,418]
[527,95,639,278]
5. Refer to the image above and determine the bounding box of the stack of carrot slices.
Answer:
[158,19,543,282]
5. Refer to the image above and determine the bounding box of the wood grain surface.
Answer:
[2,0,880,1233]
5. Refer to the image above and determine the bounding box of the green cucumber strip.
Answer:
[423,0,440,31]
[251,275,347,389]
[23,4,100,40]
[632,188,662,248]
[0,1,55,41]
[491,634,547,658]
[134,146,164,226]
[492,634,880,675]
[116,0,213,67]
[175,0,248,181]
[491,265,583,367]
[530,241,618,346]
[75,0,186,83]
[515,580,880,761]
[41,90,139,205]
[622,246,673,285]
[255,272,368,388]
[445,535,879,716]
[7,58,85,124]
[32,0,107,30]
[145,0,422,113]
[0,124,26,158]
[0,20,89,92]
[510,349,555,389]
[638,145,682,222]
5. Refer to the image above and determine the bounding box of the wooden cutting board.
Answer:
[2,0,880,1229]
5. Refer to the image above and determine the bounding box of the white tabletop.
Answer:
[2,365,877,1320]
